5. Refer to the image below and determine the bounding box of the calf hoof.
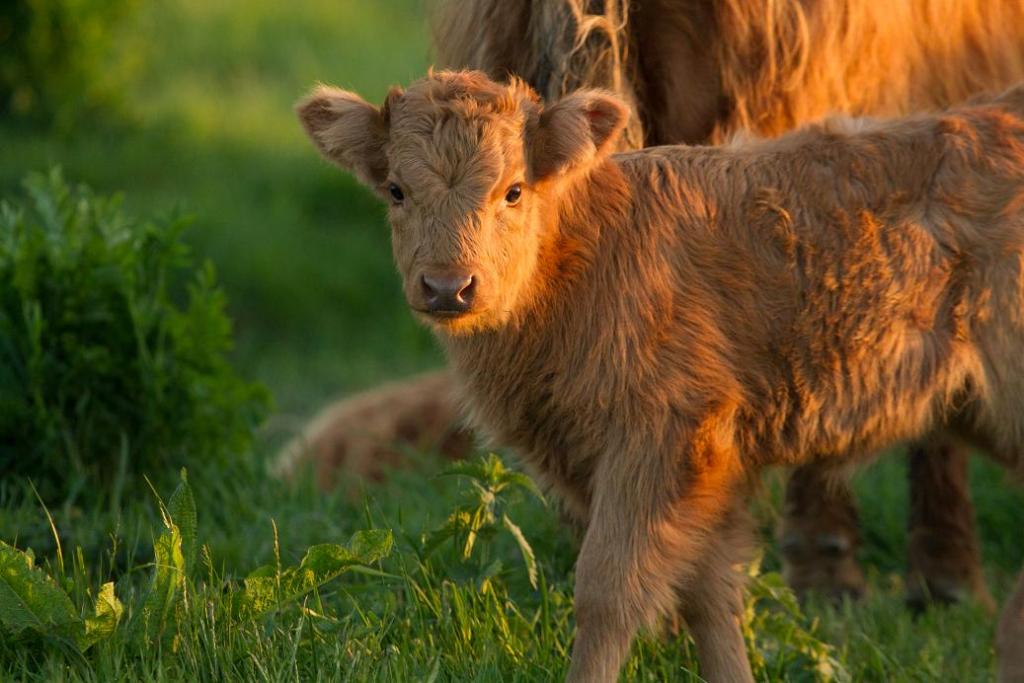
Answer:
[780,531,866,603]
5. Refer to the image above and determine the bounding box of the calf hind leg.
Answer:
[779,463,866,602]
[781,443,990,611]
[906,436,993,612]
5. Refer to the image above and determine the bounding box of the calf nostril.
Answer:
[456,276,476,304]
[420,274,437,300]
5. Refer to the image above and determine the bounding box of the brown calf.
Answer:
[286,0,1024,607]
[298,71,1024,681]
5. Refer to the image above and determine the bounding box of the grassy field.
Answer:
[2,1,1023,680]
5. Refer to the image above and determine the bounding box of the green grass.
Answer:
[2,453,1019,681]
[1,1,1023,680]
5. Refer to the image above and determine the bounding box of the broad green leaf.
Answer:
[437,455,502,484]
[742,564,850,683]
[0,541,79,640]
[342,529,393,566]
[167,469,197,573]
[237,530,393,618]
[238,575,278,617]
[497,470,546,503]
[439,454,544,503]
[134,520,185,641]
[502,514,538,589]
[246,564,277,579]
[79,581,123,650]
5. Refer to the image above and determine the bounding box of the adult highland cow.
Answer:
[278,0,1024,608]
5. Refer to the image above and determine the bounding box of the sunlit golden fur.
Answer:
[434,0,1024,143]
[298,70,1024,682]
[708,0,1024,139]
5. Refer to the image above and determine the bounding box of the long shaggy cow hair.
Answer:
[434,0,1024,142]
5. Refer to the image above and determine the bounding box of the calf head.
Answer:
[297,70,627,334]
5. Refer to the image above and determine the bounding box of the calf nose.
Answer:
[421,272,476,313]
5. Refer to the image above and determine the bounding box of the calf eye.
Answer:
[388,183,405,204]
[504,183,522,205]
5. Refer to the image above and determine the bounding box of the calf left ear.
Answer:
[296,85,392,189]
[527,90,629,182]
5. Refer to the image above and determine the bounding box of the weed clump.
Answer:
[0,170,268,502]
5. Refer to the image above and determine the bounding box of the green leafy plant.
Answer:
[0,540,123,651]
[0,170,269,502]
[130,471,196,642]
[424,453,545,589]
[236,531,394,619]
[743,559,850,682]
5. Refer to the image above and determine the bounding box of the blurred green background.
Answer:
[1,0,440,426]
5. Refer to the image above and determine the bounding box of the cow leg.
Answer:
[567,455,750,683]
[779,462,866,601]
[906,437,993,612]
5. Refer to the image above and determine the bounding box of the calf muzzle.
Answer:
[420,270,476,316]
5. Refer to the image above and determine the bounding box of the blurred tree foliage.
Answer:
[0,170,269,502]
[0,0,138,126]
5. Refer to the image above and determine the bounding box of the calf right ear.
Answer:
[527,90,629,182]
[296,86,390,188]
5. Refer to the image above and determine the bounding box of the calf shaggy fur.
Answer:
[298,71,1024,682]
[287,0,1024,609]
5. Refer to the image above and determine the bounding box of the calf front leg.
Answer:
[567,448,749,683]
[677,500,756,682]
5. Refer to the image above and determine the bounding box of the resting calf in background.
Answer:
[297,70,1024,682]
[282,0,1024,608]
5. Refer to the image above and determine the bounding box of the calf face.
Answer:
[297,71,627,335]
